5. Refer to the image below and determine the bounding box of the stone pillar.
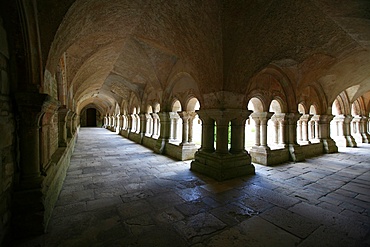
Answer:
[274,113,287,147]
[13,92,59,235]
[154,112,170,154]
[119,115,124,131]
[300,114,312,145]
[145,113,152,136]
[169,112,180,141]
[151,113,159,138]
[286,113,304,162]
[139,113,146,142]
[188,112,197,143]
[72,113,78,133]
[179,111,190,145]
[272,118,280,145]
[360,117,370,143]
[126,114,132,133]
[58,106,69,147]
[115,114,120,134]
[214,117,229,154]
[318,115,338,153]
[66,111,74,138]
[191,109,254,181]
[250,112,273,150]
[15,93,48,184]
[230,111,252,154]
[253,118,261,146]
[332,115,357,147]
[198,112,215,153]
[352,115,368,143]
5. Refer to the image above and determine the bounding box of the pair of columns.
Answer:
[191,109,255,181]
[169,111,197,145]
[332,115,357,147]
[297,114,312,144]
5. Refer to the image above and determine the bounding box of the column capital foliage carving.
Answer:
[16,92,60,127]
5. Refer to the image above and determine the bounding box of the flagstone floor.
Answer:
[15,128,370,247]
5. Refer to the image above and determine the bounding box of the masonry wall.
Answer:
[0,16,15,244]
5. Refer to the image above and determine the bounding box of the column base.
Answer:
[361,133,370,143]
[191,151,255,181]
[154,138,169,154]
[250,146,290,166]
[334,135,357,147]
[322,138,338,153]
[166,143,198,160]
[288,144,305,162]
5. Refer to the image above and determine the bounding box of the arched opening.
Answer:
[80,107,100,127]
[187,98,201,146]
[170,100,182,143]
[245,97,264,150]
[268,99,283,148]
[86,108,97,127]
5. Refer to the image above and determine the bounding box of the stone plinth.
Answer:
[191,151,254,181]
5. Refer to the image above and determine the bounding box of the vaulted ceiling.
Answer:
[37,0,370,114]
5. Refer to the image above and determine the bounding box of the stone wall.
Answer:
[0,16,15,244]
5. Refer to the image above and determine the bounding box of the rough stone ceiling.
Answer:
[43,0,370,113]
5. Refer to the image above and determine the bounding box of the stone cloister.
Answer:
[0,0,370,245]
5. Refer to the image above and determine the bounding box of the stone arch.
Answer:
[167,72,202,109]
[333,91,351,115]
[309,105,317,115]
[171,99,182,112]
[298,103,307,114]
[186,97,200,112]
[246,65,295,113]
[297,83,326,115]
[247,97,265,112]
[269,98,284,113]
[352,96,366,116]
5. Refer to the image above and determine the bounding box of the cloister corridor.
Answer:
[14,128,370,247]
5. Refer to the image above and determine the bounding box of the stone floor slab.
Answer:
[13,128,370,247]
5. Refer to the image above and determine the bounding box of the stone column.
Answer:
[154,112,170,154]
[230,111,252,154]
[72,113,78,133]
[119,115,124,131]
[179,111,190,145]
[287,113,304,162]
[309,115,321,142]
[274,113,287,147]
[197,111,215,153]
[272,117,280,145]
[188,112,197,143]
[169,112,180,141]
[151,113,159,138]
[66,112,74,138]
[115,114,120,133]
[300,114,312,145]
[16,93,46,185]
[360,117,370,143]
[332,115,357,147]
[250,112,273,150]
[58,106,69,147]
[145,113,152,136]
[352,115,367,143]
[214,117,229,154]
[139,113,146,141]
[252,118,261,146]
[191,109,254,181]
[126,114,132,133]
[318,115,338,153]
